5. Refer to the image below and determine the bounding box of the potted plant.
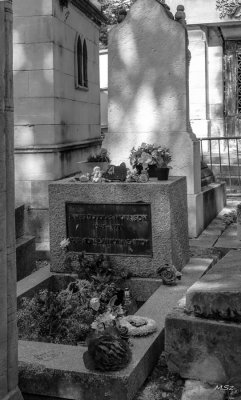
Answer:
[129,143,160,177]
[77,148,111,175]
[154,147,172,180]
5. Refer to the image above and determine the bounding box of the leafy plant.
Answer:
[87,148,111,163]
[18,254,129,345]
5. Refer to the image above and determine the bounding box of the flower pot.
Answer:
[147,165,157,177]
[156,167,169,181]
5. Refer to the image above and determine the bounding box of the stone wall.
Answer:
[13,0,102,243]
[0,1,23,399]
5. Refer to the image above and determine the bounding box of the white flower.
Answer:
[60,238,70,250]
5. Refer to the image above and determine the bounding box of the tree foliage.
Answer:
[99,0,136,47]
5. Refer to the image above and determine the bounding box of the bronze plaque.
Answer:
[66,203,152,256]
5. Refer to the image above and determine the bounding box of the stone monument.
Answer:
[103,0,225,237]
[0,1,23,399]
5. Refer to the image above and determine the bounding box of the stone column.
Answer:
[0,1,23,400]
[188,28,210,141]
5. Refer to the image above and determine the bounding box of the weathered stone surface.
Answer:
[104,0,201,196]
[49,177,189,276]
[186,250,241,321]
[165,306,241,385]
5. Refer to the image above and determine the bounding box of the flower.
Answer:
[129,143,172,172]
[90,297,100,312]
[156,264,182,285]
[91,310,116,331]
[60,238,70,250]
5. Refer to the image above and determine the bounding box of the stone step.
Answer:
[185,250,241,321]
[15,203,25,239]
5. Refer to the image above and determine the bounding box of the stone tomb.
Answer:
[49,177,189,275]
[165,250,241,385]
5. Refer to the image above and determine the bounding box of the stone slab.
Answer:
[165,306,241,385]
[17,258,212,400]
[49,176,190,276]
[185,250,241,321]
[16,236,36,281]
[215,224,241,249]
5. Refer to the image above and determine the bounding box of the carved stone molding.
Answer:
[216,0,241,19]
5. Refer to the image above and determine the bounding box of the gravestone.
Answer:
[103,0,225,237]
[0,1,23,400]
[49,177,189,275]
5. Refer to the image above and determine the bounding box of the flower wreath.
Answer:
[118,315,157,336]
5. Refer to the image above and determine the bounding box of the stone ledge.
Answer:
[165,307,241,385]
[14,138,102,154]
[186,250,241,321]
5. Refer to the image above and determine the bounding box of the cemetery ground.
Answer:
[18,197,241,400]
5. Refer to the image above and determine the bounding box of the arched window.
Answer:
[77,36,82,86]
[83,39,88,88]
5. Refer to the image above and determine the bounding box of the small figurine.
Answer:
[91,166,102,183]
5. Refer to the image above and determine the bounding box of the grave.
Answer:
[17,258,212,400]
[103,0,226,237]
[165,250,241,385]
[49,176,189,275]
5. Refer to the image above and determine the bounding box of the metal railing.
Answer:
[199,136,241,192]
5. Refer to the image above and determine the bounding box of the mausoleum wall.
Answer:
[13,0,103,244]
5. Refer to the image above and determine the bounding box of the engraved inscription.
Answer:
[66,203,152,256]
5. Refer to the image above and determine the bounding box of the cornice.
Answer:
[71,0,107,26]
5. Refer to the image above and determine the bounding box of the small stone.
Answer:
[159,382,174,392]
[162,393,167,399]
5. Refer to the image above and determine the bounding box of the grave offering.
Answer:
[49,176,190,276]
[103,162,128,181]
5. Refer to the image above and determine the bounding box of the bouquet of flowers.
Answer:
[152,147,172,168]
[129,143,172,172]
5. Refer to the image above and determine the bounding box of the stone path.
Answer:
[190,198,241,261]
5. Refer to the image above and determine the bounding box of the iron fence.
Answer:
[199,136,241,192]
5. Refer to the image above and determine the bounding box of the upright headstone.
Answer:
[104,0,203,237]
[0,1,23,399]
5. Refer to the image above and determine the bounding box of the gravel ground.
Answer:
[134,353,185,400]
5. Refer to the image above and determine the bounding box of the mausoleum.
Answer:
[13,0,105,245]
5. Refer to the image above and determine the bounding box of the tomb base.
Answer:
[188,182,226,238]
[49,176,190,276]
